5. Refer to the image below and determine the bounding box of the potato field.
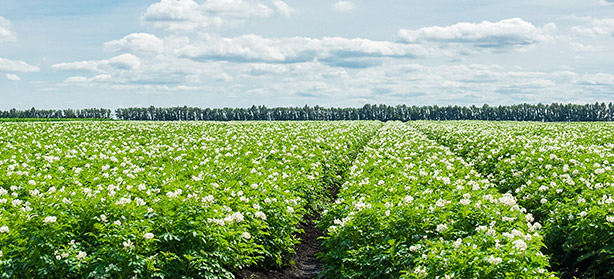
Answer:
[1,121,613,278]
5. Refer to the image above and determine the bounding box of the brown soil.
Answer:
[235,215,324,279]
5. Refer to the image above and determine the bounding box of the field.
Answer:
[1,121,613,278]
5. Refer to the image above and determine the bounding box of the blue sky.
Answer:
[0,0,613,109]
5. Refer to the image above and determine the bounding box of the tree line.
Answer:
[0,108,112,119]
[2,103,614,122]
[116,102,614,121]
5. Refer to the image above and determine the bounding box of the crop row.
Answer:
[413,121,614,277]
[0,121,380,278]
[319,122,554,278]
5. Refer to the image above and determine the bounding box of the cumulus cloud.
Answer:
[398,18,555,49]
[0,58,40,72]
[104,33,164,53]
[572,18,614,37]
[51,44,610,105]
[51,54,142,72]
[6,73,20,81]
[0,16,17,42]
[142,0,293,32]
[176,33,423,65]
[272,0,296,18]
[333,1,355,12]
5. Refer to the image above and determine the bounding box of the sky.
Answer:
[0,0,613,110]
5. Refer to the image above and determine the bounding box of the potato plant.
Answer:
[0,121,380,278]
[319,122,554,279]
[414,121,614,277]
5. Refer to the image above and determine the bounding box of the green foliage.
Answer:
[0,121,380,278]
[319,122,554,279]
[415,121,614,278]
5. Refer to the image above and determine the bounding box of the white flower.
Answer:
[436,224,448,233]
[202,195,215,203]
[414,266,428,276]
[224,211,245,224]
[0,250,3,257]
[122,240,133,249]
[409,244,421,252]
[135,198,146,206]
[287,206,294,214]
[114,220,122,226]
[607,216,614,223]
[0,226,8,233]
[540,198,548,204]
[498,193,516,206]
[76,251,87,260]
[144,232,154,240]
[487,255,502,265]
[404,195,414,203]
[435,199,449,207]
[254,211,267,220]
[512,239,527,251]
[241,232,251,240]
[453,238,462,248]
[11,199,22,207]
[43,216,57,223]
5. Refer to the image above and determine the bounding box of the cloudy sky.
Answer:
[1,0,613,109]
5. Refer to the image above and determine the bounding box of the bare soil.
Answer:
[235,215,324,279]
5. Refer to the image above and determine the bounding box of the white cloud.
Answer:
[52,54,142,72]
[108,54,142,69]
[50,39,614,105]
[177,33,425,64]
[600,0,614,6]
[64,76,90,84]
[272,0,296,18]
[104,33,164,53]
[6,73,20,81]
[0,16,17,42]
[575,73,614,86]
[0,58,39,72]
[569,42,605,52]
[51,60,102,72]
[142,0,286,32]
[571,18,614,37]
[333,1,355,12]
[398,18,555,49]
[345,63,586,105]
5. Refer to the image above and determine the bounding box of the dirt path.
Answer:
[236,125,381,279]
[235,214,324,279]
